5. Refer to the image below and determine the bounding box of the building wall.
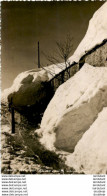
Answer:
[85,42,107,67]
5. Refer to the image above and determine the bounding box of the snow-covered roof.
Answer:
[69,2,107,64]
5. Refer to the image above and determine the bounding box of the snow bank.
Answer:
[40,64,107,152]
[1,69,47,103]
[69,2,107,64]
[66,107,107,174]
[1,63,66,104]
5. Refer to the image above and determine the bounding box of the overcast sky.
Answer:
[1,1,104,90]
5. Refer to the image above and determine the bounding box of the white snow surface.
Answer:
[69,2,107,64]
[66,107,107,174]
[1,63,65,103]
[40,64,107,152]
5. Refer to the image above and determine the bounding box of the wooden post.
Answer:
[61,72,64,83]
[9,97,15,134]
[38,41,40,68]
[11,106,15,134]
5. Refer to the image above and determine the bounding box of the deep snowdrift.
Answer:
[66,107,107,174]
[2,69,48,103]
[69,2,107,64]
[40,64,107,152]
[1,62,66,104]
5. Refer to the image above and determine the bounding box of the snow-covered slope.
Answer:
[69,2,107,64]
[40,64,107,152]
[66,107,107,174]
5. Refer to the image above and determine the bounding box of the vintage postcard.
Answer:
[1,1,107,176]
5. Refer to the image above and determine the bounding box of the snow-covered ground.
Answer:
[66,107,107,174]
[39,64,107,152]
[69,2,107,63]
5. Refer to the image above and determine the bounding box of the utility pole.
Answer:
[38,41,40,68]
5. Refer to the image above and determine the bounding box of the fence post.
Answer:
[11,105,15,134]
[9,97,15,134]
[61,72,64,83]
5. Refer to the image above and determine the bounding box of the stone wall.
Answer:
[84,42,107,67]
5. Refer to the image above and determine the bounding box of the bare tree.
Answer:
[43,34,73,79]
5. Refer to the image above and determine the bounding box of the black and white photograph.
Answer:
[1,1,107,175]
